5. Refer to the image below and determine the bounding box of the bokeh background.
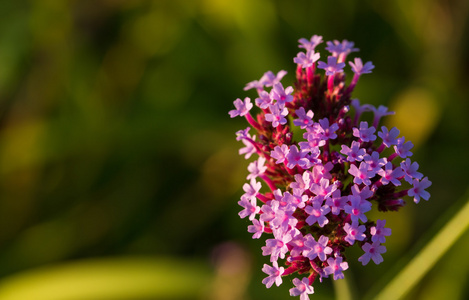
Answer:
[0,0,467,299]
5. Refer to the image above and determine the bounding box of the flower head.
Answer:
[230,34,431,299]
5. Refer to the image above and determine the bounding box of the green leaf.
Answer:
[0,256,212,300]
[368,190,469,300]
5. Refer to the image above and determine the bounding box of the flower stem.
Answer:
[333,275,355,300]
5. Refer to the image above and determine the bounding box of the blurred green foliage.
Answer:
[0,0,467,299]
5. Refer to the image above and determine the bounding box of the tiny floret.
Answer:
[349,57,375,75]
[358,242,387,265]
[262,261,284,288]
[353,121,377,142]
[324,256,349,280]
[298,35,323,51]
[317,56,346,76]
[408,177,432,203]
[289,277,314,300]
[265,104,289,128]
[370,219,392,243]
[294,50,321,69]
[229,97,253,118]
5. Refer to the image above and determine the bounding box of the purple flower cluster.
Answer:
[229,35,431,299]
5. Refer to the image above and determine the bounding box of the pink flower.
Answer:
[289,277,314,300]
[262,261,284,288]
[358,242,387,265]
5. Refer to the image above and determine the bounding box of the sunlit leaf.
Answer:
[0,256,212,300]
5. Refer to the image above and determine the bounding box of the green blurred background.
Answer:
[0,0,467,299]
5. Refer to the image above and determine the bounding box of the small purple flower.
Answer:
[247,156,267,180]
[305,122,324,137]
[400,158,423,184]
[371,105,394,127]
[262,231,293,262]
[347,61,375,95]
[260,70,288,87]
[262,261,284,288]
[286,145,311,169]
[344,195,372,225]
[310,177,337,198]
[255,90,273,109]
[378,126,400,148]
[393,137,413,158]
[325,39,359,60]
[349,57,374,75]
[358,242,387,265]
[351,184,374,201]
[239,135,256,159]
[290,170,312,194]
[293,107,315,129]
[377,162,405,186]
[238,196,260,220]
[310,163,334,184]
[324,256,349,280]
[304,235,332,261]
[288,231,310,257]
[270,83,294,105]
[265,103,289,128]
[242,178,262,200]
[317,56,346,76]
[340,141,366,162]
[343,222,366,245]
[260,201,278,223]
[348,162,374,186]
[353,121,376,142]
[299,141,322,155]
[229,97,253,118]
[301,127,326,150]
[271,144,289,164]
[235,127,251,141]
[363,151,387,174]
[408,177,432,203]
[319,118,339,140]
[325,190,347,215]
[370,219,392,243]
[271,207,298,233]
[294,50,321,69]
[243,79,264,91]
[244,70,287,91]
[307,151,321,166]
[289,277,314,300]
[298,35,323,51]
[305,199,331,227]
[286,192,309,209]
[248,218,264,239]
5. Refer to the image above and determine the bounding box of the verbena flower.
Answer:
[229,34,431,299]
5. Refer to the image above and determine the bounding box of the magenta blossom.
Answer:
[230,34,431,299]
